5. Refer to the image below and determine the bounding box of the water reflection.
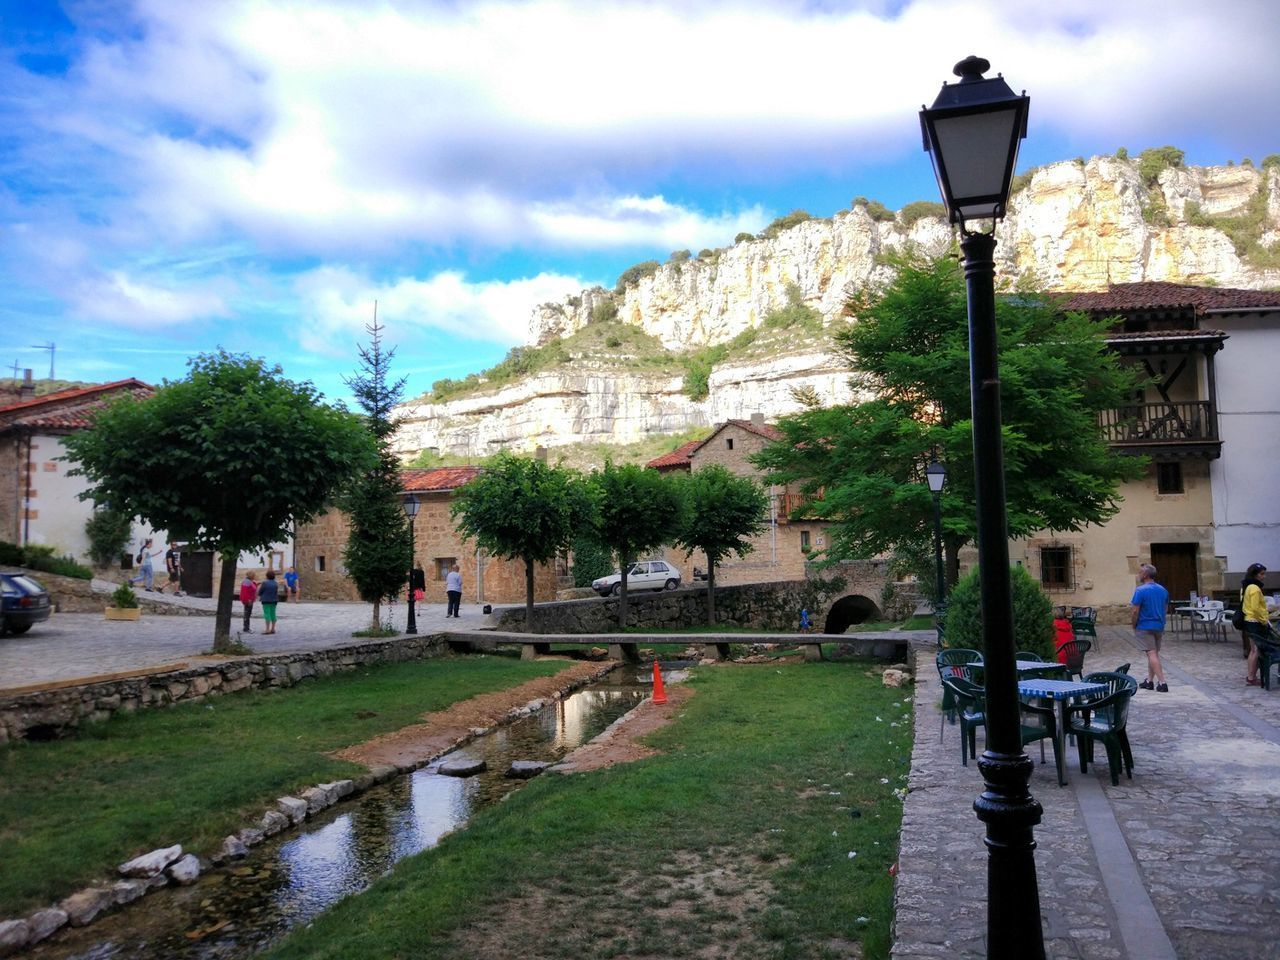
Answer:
[31,676,648,960]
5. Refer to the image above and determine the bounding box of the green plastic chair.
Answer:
[939,675,986,766]
[1018,698,1064,783]
[1069,672,1138,785]
[936,648,983,739]
[1014,650,1045,661]
[1071,616,1100,652]
[1255,631,1280,691]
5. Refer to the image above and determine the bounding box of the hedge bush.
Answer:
[942,564,1054,659]
[0,540,93,580]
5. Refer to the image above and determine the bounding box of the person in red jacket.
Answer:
[239,572,258,634]
[1053,606,1074,665]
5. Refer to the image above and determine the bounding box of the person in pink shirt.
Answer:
[239,572,258,633]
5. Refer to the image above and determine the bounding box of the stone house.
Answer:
[648,415,833,587]
[1005,282,1280,619]
[293,465,558,605]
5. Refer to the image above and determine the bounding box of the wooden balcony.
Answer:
[1099,401,1221,459]
[776,491,822,523]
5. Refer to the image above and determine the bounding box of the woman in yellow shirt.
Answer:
[1243,563,1272,686]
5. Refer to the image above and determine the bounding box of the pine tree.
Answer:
[342,309,412,631]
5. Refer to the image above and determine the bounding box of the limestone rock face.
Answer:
[394,158,1280,462]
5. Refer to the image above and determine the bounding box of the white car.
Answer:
[592,560,682,597]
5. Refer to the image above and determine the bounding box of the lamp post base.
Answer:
[975,749,1045,959]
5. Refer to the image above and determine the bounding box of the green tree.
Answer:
[752,250,1144,587]
[64,352,375,651]
[341,315,412,631]
[571,533,613,588]
[672,465,769,624]
[83,505,133,568]
[589,461,684,627]
[451,453,594,627]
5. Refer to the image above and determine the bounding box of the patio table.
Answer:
[1017,678,1107,786]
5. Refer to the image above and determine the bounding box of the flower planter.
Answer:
[105,606,141,621]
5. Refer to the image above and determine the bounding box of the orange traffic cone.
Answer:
[651,660,667,704]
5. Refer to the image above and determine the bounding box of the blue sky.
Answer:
[2,0,1278,406]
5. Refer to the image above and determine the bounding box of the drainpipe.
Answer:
[770,486,777,566]
[22,431,33,547]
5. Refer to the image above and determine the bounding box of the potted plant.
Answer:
[106,582,141,621]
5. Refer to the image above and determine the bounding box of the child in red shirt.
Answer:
[1053,606,1074,665]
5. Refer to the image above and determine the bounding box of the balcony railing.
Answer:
[1099,401,1217,444]
[776,491,821,523]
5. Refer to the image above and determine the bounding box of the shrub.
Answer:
[758,209,813,240]
[668,249,691,264]
[1136,145,1185,186]
[0,541,93,580]
[110,582,139,608]
[591,298,618,324]
[734,232,755,244]
[84,507,133,567]
[899,201,947,229]
[942,565,1054,659]
[1115,146,1129,160]
[571,535,614,587]
[697,248,714,259]
[614,260,661,294]
[1262,154,1280,171]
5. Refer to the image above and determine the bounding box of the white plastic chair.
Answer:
[1191,602,1227,642]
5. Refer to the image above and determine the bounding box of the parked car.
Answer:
[592,560,682,597]
[1,571,52,636]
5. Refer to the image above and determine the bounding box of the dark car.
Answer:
[1,571,52,636]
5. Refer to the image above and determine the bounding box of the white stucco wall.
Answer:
[1208,311,1280,571]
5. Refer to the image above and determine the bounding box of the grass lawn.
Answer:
[0,655,564,916]
[265,660,912,960]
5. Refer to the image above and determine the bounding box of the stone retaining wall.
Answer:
[490,578,846,634]
[0,635,449,744]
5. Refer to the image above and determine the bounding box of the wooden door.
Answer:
[182,550,215,598]
[1150,543,1197,603]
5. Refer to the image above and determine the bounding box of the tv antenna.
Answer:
[29,342,55,379]
[7,360,20,380]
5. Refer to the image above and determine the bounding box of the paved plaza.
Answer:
[895,626,1280,959]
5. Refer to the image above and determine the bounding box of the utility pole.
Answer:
[29,342,55,379]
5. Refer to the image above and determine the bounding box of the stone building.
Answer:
[293,465,557,605]
[649,415,833,588]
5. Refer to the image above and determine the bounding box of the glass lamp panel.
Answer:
[931,108,1019,204]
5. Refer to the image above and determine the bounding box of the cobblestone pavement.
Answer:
[0,587,486,690]
[893,626,1280,959]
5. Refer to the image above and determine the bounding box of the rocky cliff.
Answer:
[392,156,1280,461]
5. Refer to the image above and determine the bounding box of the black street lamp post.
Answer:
[402,493,419,635]
[920,56,1045,958]
[926,460,947,616]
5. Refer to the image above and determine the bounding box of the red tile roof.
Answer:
[646,439,702,471]
[723,418,784,441]
[1064,282,1280,315]
[400,465,482,493]
[0,379,154,433]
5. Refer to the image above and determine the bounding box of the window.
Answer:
[266,550,285,571]
[650,561,668,573]
[800,530,811,552]
[315,556,325,572]
[1040,547,1072,590]
[1156,461,1183,494]
[121,552,134,570]
[726,438,734,450]
[435,557,457,580]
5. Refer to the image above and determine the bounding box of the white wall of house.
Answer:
[1208,311,1280,571]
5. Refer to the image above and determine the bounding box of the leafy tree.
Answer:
[614,260,662,294]
[752,250,1144,588]
[451,453,594,627]
[589,461,684,627]
[64,352,375,651]
[571,533,613,588]
[1137,145,1185,186]
[83,506,133,568]
[671,465,769,624]
[341,315,412,631]
[943,565,1054,659]
[758,209,813,239]
[899,201,947,228]
[734,232,755,244]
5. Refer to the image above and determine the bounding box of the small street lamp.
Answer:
[402,493,420,635]
[921,56,1044,959]
[925,460,947,618]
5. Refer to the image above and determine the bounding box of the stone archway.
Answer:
[823,594,881,634]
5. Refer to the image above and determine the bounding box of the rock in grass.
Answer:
[437,756,487,777]
[59,888,114,926]
[276,796,308,824]
[506,760,551,779]
[119,844,183,878]
[217,835,249,861]
[167,854,202,886]
[24,909,67,945]
[259,810,290,836]
[882,668,911,688]
[0,920,30,956]
[300,785,333,814]
[111,879,148,906]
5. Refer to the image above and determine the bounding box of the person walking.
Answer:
[157,541,184,596]
[258,569,280,635]
[129,538,161,591]
[1131,563,1170,691]
[284,566,300,603]
[445,563,463,618]
[239,572,258,633]
[1242,563,1271,686]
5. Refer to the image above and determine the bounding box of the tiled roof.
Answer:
[0,380,153,433]
[1064,282,1280,315]
[400,465,482,493]
[723,418,785,442]
[646,439,702,470]
[1104,329,1227,343]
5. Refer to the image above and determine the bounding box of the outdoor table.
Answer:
[1016,678,1107,786]
[1015,660,1066,678]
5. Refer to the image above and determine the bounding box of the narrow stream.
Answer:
[32,666,656,960]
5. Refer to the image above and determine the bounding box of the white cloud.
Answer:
[67,271,230,328]
[293,267,587,355]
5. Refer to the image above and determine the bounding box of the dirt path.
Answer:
[334,659,620,769]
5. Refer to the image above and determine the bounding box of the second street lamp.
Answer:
[925,460,947,621]
[921,55,1045,959]
[402,493,420,635]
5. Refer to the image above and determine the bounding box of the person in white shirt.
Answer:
[445,564,463,618]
